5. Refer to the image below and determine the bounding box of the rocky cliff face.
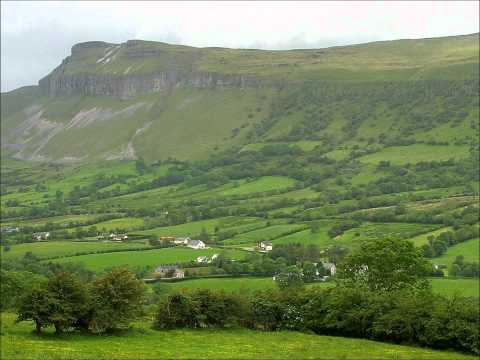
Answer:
[38,41,263,99]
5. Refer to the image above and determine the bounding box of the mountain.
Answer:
[1,33,479,162]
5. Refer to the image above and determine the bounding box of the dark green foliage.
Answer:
[154,290,242,329]
[15,268,145,334]
[17,272,90,334]
[88,267,146,333]
[339,237,429,292]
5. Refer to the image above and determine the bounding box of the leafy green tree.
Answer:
[89,267,146,332]
[339,237,429,292]
[17,272,90,334]
[275,265,304,291]
[302,261,317,283]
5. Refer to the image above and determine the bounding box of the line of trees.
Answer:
[15,268,145,334]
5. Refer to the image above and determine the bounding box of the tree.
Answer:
[198,227,209,242]
[17,272,90,334]
[135,157,149,174]
[89,267,146,332]
[339,237,429,292]
[275,266,304,291]
[302,261,317,283]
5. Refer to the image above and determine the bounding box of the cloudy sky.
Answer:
[1,1,479,92]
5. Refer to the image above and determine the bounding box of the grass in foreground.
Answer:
[1,313,475,360]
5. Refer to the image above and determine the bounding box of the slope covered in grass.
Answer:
[1,313,476,360]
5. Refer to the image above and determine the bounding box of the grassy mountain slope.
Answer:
[1,33,478,162]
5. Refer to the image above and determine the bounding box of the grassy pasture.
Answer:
[155,277,278,293]
[434,238,480,268]
[47,247,247,272]
[337,223,440,246]
[1,214,99,228]
[75,217,145,232]
[1,313,475,360]
[223,224,307,245]
[218,176,296,196]
[407,227,453,246]
[1,240,150,260]
[430,277,479,298]
[137,217,259,238]
[359,144,469,165]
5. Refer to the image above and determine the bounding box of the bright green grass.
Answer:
[76,217,145,232]
[430,277,479,298]
[273,221,335,247]
[406,227,453,246]
[48,247,247,272]
[223,224,307,245]
[218,176,296,196]
[158,277,277,293]
[1,241,150,260]
[137,217,234,238]
[155,277,476,298]
[1,313,475,360]
[359,144,469,165]
[337,223,440,247]
[323,149,350,161]
[435,238,480,268]
[1,214,99,228]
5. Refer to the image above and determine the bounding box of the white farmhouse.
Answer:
[259,241,273,252]
[187,239,206,249]
[174,237,191,245]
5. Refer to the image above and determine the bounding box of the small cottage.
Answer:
[174,237,191,245]
[322,262,337,276]
[187,239,206,249]
[259,241,273,252]
[32,232,50,241]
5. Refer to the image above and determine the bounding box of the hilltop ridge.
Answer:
[1,33,479,163]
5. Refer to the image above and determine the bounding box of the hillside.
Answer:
[1,33,479,359]
[1,33,479,162]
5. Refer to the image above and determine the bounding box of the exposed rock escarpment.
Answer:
[39,41,263,99]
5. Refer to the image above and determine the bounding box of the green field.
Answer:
[430,278,479,298]
[48,247,247,272]
[1,313,475,360]
[407,227,453,246]
[435,238,480,268]
[1,240,150,260]
[218,176,296,196]
[223,224,307,245]
[359,144,469,165]
[154,277,478,298]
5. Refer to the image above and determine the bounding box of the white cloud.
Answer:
[1,1,478,91]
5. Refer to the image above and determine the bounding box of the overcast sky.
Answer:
[1,1,479,92]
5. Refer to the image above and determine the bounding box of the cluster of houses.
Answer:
[32,232,50,241]
[1,226,20,234]
[196,254,219,264]
[272,262,337,282]
[154,265,185,279]
[97,233,128,242]
[258,241,273,252]
[160,236,207,250]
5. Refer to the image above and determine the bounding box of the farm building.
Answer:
[1,226,20,233]
[188,239,206,249]
[196,254,219,263]
[259,241,273,252]
[174,237,191,245]
[155,265,185,278]
[32,232,50,241]
[322,262,337,276]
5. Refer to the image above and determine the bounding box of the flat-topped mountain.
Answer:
[2,33,479,162]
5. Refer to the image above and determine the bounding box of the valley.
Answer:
[1,32,479,359]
